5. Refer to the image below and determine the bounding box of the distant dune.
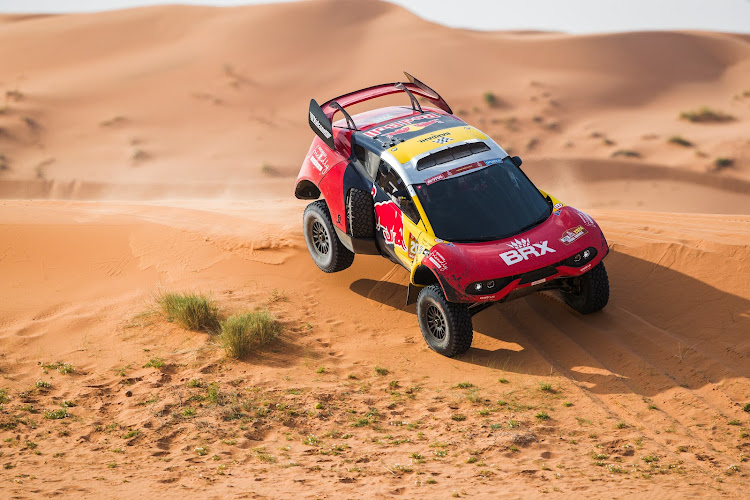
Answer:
[0,1,749,498]
[0,0,747,187]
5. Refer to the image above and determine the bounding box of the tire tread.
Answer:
[346,188,375,239]
[563,261,609,314]
[417,284,473,357]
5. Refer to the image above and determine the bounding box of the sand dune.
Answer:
[1,1,749,497]
[0,1,748,184]
[2,201,749,497]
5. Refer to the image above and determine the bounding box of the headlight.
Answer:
[466,277,514,295]
[561,247,598,268]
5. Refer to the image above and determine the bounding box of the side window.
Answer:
[375,165,421,223]
[353,143,367,164]
[364,150,380,179]
[352,142,380,179]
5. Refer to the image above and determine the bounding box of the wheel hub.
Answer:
[425,304,446,340]
[311,220,330,255]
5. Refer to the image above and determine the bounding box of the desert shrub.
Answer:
[143,358,165,369]
[611,150,641,159]
[219,310,281,358]
[261,163,280,176]
[679,107,733,123]
[667,135,693,147]
[157,291,219,331]
[714,157,734,170]
[483,91,497,107]
[44,408,68,420]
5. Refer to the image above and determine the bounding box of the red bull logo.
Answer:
[374,198,406,250]
[364,112,441,138]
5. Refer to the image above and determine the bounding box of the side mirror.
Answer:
[511,155,523,168]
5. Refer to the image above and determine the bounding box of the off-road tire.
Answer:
[417,284,473,357]
[562,261,610,314]
[303,200,354,273]
[346,188,375,239]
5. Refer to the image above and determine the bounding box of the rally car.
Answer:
[296,73,610,357]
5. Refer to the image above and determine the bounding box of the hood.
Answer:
[424,206,606,289]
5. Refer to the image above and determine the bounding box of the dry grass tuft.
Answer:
[219,310,281,359]
[667,135,693,147]
[157,291,220,331]
[679,107,734,123]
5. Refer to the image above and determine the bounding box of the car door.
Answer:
[372,161,423,268]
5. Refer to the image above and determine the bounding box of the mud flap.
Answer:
[406,283,423,306]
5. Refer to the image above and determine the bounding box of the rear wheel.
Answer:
[303,200,354,273]
[417,284,473,357]
[561,261,610,314]
[346,188,375,239]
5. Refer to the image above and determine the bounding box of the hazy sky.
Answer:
[1,0,749,34]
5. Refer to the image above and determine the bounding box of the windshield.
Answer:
[414,158,551,242]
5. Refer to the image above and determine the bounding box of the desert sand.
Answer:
[1,1,749,498]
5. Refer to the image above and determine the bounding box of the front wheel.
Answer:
[416,284,473,357]
[561,261,610,314]
[303,200,354,273]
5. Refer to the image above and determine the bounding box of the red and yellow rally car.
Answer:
[296,73,610,357]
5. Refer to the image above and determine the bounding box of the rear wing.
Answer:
[308,72,452,149]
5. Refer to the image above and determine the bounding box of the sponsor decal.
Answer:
[531,278,546,286]
[374,198,406,251]
[478,295,495,301]
[418,132,452,143]
[428,250,448,271]
[579,263,592,273]
[309,111,332,139]
[424,173,445,185]
[372,185,406,250]
[553,202,563,210]
[424,160,490,185]
[407,234,419,260]
[364,112,442,138]
[309,145,330,175]
[432,136,453,144]
[577,210,595,227]
[559,225,587,245]
[499,238,556,266]
[485,158,503,166]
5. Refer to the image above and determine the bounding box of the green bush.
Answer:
[219,310,281,358]
[714,157,734,170]
[44,408,68,420]
[483,91,497,107]
[611,150,641,159]
[157,291,219,331]
[667,135,693,147]
[679,107,733,123]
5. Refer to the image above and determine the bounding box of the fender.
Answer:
[419,245,474,303]
[295,131,353,231]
